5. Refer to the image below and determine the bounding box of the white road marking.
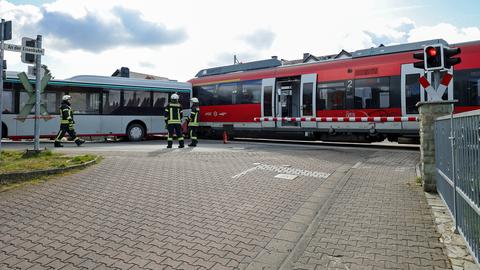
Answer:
[231,166,258,179]
[232,163,330,179]
[274,174,298,180]
[352,162,362,169]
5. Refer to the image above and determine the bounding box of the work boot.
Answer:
[188,140,197,147]
[54,141,63,147]
[167,141,173,148]
[178,140,185,148]
[75,139,85,146]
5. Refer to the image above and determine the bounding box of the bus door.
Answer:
[261,78,276,128]
[300,74,316,128]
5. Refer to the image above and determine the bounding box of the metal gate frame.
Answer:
[435,108,480,265]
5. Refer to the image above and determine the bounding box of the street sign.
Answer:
[2,43,45,55]
[17,71,51,121]
[1,21,12,41]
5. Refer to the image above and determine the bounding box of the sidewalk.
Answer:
[288,151,451,270]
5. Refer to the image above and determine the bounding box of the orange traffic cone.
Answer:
[223,131,228,144]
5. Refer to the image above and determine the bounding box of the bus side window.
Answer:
[153,92,168,115]
[103,89,121,114]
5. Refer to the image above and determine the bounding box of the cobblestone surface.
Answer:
[0,142,450,269]
[0,143,355,269]
[291,151,451,270]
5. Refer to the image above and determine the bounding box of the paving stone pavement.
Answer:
[289,151,451,270]
[0,142,450,269]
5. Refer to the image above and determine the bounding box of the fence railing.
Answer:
[435,109,480,265]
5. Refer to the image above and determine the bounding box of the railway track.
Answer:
[233,137,420,151]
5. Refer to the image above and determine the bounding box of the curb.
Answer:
[425,192,480,269]
[0,157,99,184]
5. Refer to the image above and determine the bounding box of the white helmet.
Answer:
[171,93,179,100]
[190,97,199,103]
[62,95,72,101]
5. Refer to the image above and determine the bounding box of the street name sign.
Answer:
[2,43,45,55]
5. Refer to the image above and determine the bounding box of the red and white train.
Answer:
[189,39,480,143]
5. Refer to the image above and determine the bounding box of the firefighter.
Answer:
[54,95,85,147]
[165,93,184,148]
[187,97,200,147]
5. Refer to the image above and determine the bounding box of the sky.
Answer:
[1,0,480,82]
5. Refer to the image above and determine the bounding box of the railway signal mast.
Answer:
[413,43,461,101]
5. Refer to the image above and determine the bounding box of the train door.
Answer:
[300,74,317,128]
[401,64,425,116]
[261,78,276,128]
[276,76,301,127]
[401,64,454,116]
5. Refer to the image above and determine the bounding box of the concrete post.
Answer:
[416,100,456,192]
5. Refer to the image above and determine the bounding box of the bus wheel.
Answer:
[127,123,145,141]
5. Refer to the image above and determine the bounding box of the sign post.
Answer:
[33,35,42,151]
[0,19,10,157]
[0,20,47,153]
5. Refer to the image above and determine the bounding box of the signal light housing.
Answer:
[424,45,443,71]
[443,46,461,68]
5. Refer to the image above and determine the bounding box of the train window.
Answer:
[238,80,261,104]
[193,85,216,106]
[354,77,390,109]
[317,81,346,110]
[302,82,314,115]
[453,69,480,106]
[218,83,237,105]
[263,86,273,117]
[389,76,401,109]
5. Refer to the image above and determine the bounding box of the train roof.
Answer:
[5,72,192,91]
[193,39,468,78]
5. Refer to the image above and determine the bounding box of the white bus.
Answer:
[1,73,192,141]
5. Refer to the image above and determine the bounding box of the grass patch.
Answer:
[0,150,97,174]
[416,176,422,185]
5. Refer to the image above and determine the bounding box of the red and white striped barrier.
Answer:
[254,116,419,122]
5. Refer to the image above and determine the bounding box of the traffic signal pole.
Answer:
[33,35,42,151]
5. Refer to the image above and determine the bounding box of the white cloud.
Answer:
[408,23,480,44]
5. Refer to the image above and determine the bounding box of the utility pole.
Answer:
[33,35,42,151]
[0,19,5,157]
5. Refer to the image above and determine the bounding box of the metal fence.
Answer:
[435,109,480,264]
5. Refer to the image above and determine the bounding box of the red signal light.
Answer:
[426,47,437,57]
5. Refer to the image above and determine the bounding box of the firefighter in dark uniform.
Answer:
[165,93,184,148]
[54,95,85,147]
[187,97,200,147]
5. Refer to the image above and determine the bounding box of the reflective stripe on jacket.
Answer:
[189,107,200,127]
[165,103,183,124]
[60,102,73,125]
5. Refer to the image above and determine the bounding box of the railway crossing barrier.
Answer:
[254,116,419,122]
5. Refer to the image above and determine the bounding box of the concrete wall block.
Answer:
[417,101,455,193]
